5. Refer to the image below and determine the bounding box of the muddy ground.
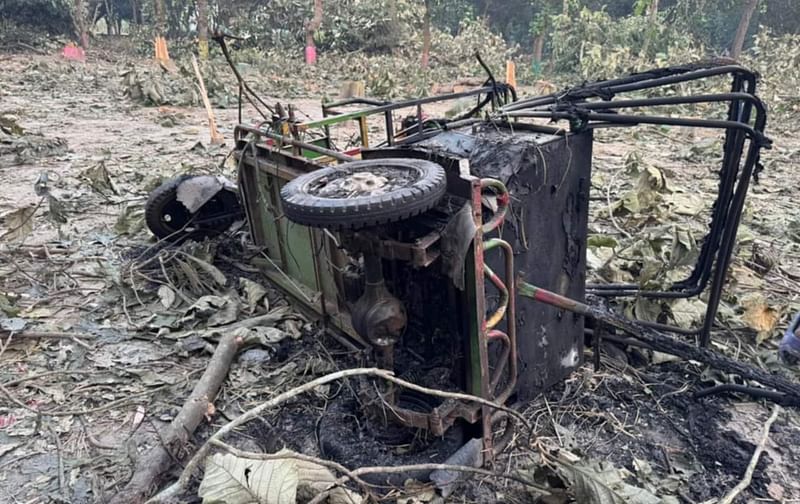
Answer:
[2,39,800,504]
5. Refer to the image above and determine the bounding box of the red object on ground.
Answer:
[305,45,317,65]
[62,44,86,61]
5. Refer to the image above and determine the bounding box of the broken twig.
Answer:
[717,404,781,504]
[190,55,224,145]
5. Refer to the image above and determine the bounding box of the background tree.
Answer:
[154,0,166,35]
[196,0,209,59]
[71,0,91,48]
[305,0,323,64]
[731,0,759,58]
[421,0,431,68]
[649,0,659,20]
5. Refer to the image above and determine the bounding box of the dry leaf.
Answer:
[283,448,363,504]
[198,453,298,504]
[1,205,37,241]
[208,296,241,326]
[183,254,228,287]
[742,294,779,343]
[240,277,267,313]
[158,285,176,308]
[80,160,119,195]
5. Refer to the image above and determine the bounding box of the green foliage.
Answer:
[0,0,72,34]
[745,27,800,119]
[221,0,309,49]
[317,0,423,52]
[228,0,422,54]
[528,0,560,37]
[430,0,476,35]
[632,0,650,16]
[430,17,509,70]
[549,7,704,79]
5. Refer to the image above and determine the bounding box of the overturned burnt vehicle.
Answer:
[146,42,778,488]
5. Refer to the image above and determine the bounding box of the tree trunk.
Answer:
[196,0,209,59]
[71,0,90,49]
[387,0,399,52]
[130,0,139,24]
[533,33,544,63]
[421,0,431,69]
[154,0,166,36]
[305,0,323,65]
[648,0,659,20]
[217,0,232,29]
[731,0,759,59]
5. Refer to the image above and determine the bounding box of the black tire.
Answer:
[145,175,241,240]
[279,158,447,230]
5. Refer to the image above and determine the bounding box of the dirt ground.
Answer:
[2,41,800,504]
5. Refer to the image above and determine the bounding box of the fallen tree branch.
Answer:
[597,311,800,402]
[717,404,781,504]
[109,331,244,504]
[191,55,224,145]
[694,383,800,406]
[147,367,527,503]
[213,439,549,502]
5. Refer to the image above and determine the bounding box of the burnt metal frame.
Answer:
[498,63,771,347]
[233,124,518,460]
[229,60,769,468]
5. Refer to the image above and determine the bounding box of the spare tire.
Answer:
[279,158,446,230]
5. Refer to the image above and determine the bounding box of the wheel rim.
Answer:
[159,199,192,233]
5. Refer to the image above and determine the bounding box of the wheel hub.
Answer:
[316,171,389,198]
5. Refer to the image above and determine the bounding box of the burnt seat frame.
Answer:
[497,63,770,347]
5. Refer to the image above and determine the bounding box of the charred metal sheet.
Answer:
[414,126,593,400]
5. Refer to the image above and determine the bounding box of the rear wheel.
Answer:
[145,175,241,240]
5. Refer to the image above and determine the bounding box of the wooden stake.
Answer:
[191,55,225,145]
[506,61,516,89]
[154,35,170,63]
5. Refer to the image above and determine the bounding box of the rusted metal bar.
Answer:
[479,178,509,233]
[466,177,493,462]
[482,232,516,406]
[483,264,508,330]
[234,125,356,163]
[487,330,510,393]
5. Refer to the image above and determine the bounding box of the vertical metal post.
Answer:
[384,111,394,146]
[358,116,369,148]
[465,178,493,462]
[699,141,760,346]
[593,325,603,371]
